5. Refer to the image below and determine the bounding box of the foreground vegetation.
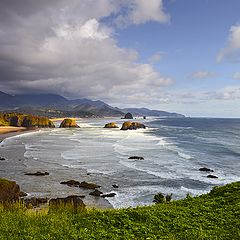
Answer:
[0,181,239,239]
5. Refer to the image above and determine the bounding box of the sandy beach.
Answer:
[0,127,29,143]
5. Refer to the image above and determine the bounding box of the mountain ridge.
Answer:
[0,91,185,118]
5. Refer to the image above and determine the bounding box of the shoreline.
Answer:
[0,126,114,210]
[0,127,34,143]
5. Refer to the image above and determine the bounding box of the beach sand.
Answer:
[0,127,29,143]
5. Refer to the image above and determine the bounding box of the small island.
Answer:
[59,118,80,128]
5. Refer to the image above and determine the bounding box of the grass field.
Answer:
[0,181,239,239]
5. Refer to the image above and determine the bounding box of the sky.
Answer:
[0,0,240,117]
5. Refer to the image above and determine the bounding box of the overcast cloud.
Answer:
[0,0,172,105]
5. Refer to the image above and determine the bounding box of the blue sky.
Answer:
[0,0,240,117]
[114,0,240,117]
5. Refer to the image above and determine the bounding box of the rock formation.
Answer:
[199,167,214,172]
[49,195,86,211]
[59,118,80,128]
[60,180,80,187]
[104,122,119,128]
[128,156,144,160]
[79,181,101,189]
[0,113,55,128]
[124,112,133,119]
[25,171,49,176]
[121,121,146,130]
[0,178,20,201]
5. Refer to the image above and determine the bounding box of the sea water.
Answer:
[1,117,240,208]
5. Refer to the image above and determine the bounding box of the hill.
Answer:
[0,91,185,118]
[0,181,239,239]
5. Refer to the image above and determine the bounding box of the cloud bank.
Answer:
[0,0,172,106]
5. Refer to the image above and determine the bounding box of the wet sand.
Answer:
[0,127,29,142]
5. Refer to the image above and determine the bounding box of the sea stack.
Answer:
[124,112,133,119]
[120,121,146,130]
[59,118,80,128]
[104,122,119,128]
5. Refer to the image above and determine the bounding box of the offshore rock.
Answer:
[128,156,144,160]
[60,180,80,187]
[25,171,49,176]
[121,121,146,130]
[199,167,214,172]
[101,192,116,198]
[79,181,101,189]
[104,122,119,128]
[207,175,218,179]
[124,112,133,119]
[89,189,103,196]
[59,118,80,128]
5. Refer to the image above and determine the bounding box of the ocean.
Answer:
[0,117,240,208]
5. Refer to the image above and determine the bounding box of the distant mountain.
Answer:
[123,108,185,118]
[0,91,185,118]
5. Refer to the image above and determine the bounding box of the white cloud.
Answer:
[189,71,216,79]
[115,0,170,27]
[217,24,240,62]
[233,72,240,80]
[0,1,172,105]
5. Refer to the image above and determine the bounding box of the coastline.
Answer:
[0,126,113,210]
[0,127,32,143]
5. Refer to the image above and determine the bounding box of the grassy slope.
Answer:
[0,182,239,240]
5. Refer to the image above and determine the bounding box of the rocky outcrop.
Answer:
[25,171,49,176]
[49,195,85,211]
[0,157,6,161]
[24,197,48,208]
[207,175,218,179]
[124,112,133,119]
[104,122,119,128]
[0,178,20,202]
[0,113,55,128]
[89,189,103,196]
[101,193,116,198]
[60,180,80,187]
[199,167,214,172]
[128,156,144,160]
[112,184,119,188]
[79,181,101,189]
[59,119,80,128]
[120,121,146,130]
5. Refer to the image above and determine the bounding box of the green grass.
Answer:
[0,182,240,239]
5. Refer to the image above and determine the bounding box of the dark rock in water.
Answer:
[104,122,119,128]
[60,180,80,187]
[49,195,85,210]
[124,112,133,119]
[199,167,214,172]
[121,121,146,130]
[24,197,48,208]
[207,175,218,179]
[101,193,116,198]
[0,178,20,201]
[19,191,28,197]
[89,189,103,196]
[128,156,144,160]
[25,171,49,176]
[59,118,80,128]
[0,157,6,161]
[79,181,101,189]
[112,184,119,188]
[143,116,146,119]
